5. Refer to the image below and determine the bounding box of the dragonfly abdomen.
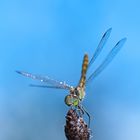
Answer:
[79,54,89,88]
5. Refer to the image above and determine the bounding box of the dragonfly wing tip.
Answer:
[108,27,112,31]
[16,70,22,74]
[106,28,112,34]
[122,37,127,41]
[117,37,127,45]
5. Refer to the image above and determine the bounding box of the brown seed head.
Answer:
[65,109,91,140]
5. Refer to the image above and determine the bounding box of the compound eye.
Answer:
[64,95,73,106]
[64,95,79,107]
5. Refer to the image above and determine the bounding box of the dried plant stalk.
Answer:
[65,109,91,140]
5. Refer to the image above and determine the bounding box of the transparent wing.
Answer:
[16,71,72,90]
[88,28,112,69]
[86,38,127,84]
[29,84,68,89]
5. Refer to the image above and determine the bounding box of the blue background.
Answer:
[0,0,140,140]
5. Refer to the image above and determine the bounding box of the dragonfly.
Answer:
[16,28,126,126]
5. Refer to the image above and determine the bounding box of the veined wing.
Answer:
[16,71,72,90]
[86,38,127,84]
[88,28,112,69]
[29,84,68,89]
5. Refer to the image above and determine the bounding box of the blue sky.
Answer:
[0,0,140,140]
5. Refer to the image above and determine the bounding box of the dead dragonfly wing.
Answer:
[86,38,127,84]
[16,70,72,90]
[88,28,112,69]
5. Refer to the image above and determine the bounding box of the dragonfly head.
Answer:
[64,87,85,107]
[64,87,78,106]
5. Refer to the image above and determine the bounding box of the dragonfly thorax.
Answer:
[64,87,85,107]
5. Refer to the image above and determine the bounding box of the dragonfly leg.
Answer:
[76,105,84,117]
[80,104,91,127]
